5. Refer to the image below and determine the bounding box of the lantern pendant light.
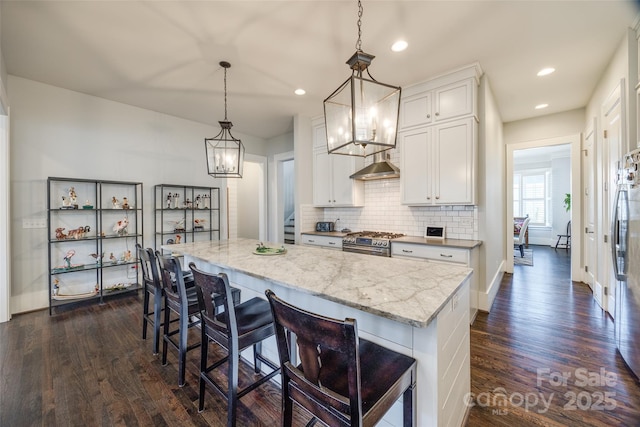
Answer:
[323,0,401,157]
[205,61,245,178]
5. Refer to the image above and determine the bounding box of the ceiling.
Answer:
[2,1,638,140]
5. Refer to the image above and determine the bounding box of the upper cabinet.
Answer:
[399,79,475,131]
[312,119,364,207]
[400,64,481,206]
[401,118,476,205]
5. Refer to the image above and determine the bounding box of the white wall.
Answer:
[504,109,586,144]
[8,76,268,314]
[477,76,505,312]
[0,5,11,322]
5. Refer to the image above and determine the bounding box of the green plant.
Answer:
[563,193,571,212]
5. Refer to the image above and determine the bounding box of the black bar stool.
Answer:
[189,263,280,427]
[137,244,163,355]
[156,254,202,387]
[266,289,417,427]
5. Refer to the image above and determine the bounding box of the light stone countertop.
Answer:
[165,238,472,328]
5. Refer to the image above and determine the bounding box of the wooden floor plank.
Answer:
[1,246,639,426]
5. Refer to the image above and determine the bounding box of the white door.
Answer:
[583,124,597,293]
[600,83,623,313]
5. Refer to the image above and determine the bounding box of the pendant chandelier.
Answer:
[205,61,245,178]
[323,0,401,157]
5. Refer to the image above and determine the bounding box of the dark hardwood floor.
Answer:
[1,245,639,426]
[468,245,640,426]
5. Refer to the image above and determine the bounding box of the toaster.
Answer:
[315,222,335,232]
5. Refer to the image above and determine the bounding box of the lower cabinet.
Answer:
[300,233,342,250]
[392,242,479,324]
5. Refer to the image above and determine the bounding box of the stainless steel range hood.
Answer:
[350,151,400,180]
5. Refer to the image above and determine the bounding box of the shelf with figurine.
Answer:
[154,184,221,252]
[47,177,143,314]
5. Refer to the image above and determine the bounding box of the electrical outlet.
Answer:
[23,218,47,229]
[459,218,473,227]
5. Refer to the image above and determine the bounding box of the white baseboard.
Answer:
[478,260,505,312]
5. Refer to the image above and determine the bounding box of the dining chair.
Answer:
[514,216,531,257]
[265,289,417,427]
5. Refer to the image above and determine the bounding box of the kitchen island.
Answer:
[166,239,473,426]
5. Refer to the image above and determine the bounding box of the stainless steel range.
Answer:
[342,231,404,257]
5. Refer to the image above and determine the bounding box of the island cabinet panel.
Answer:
[437,284,470,427]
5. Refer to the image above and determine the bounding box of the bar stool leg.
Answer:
[403,382,416,427]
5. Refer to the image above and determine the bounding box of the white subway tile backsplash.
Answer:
[322,180,478,240]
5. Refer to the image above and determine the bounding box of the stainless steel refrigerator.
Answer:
[612,147,640,379]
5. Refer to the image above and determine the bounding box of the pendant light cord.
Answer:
[355,0,363,52]
[223,66,228,121]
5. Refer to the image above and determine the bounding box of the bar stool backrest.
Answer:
[266,289,361,425]
[156,254,189,316]
[188,264,238,344]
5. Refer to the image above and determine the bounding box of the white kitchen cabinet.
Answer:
[300,233,342,249]
[392,240,479,324]
[399,78,475,131]
[312,121,364,207]
[400,117,476,205]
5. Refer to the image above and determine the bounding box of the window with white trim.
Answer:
[513,169,551,226]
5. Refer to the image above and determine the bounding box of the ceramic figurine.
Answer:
[123,250,132,263]
[166,193,172,209]
[195,195,201,209]
[67,225,90,239]
[89,252,104,264]
[175,235,181,244]
[68,187,78,208]
[172,219,185,232]
[55,227,68,240]
[53,279,60,296]
[112,196,121,209]
[109,253,117,264]
[173,194,180,209]
[63,249,76,269]
[194,218,206,230]
[122,197,129,209]
[113,217,129,235]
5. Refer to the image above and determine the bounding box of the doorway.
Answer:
[237,155,267,241]
[506,135,581,279]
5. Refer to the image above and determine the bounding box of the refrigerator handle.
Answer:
[611,185,621,280]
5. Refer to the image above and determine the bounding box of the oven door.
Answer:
[343,244,390,256]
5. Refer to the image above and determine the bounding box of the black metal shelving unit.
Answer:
[47,177,143,314]
[154,184,220,253]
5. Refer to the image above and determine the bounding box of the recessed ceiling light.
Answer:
[537,67,555,77]
[391,40,408,52]
[294,88,306,96]
[535,103,549,110]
